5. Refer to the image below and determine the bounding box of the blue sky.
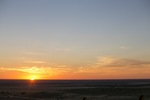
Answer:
[0,0,150,79]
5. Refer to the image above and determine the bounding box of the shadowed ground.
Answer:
[0,80,150,100]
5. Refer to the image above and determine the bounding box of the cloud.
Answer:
[1,66,48,74]
[1,56,150,79]
[76,56,150,74]
[55,48,71,52]
[0,65,73,76]
[119,46,128,49]
[15,56,46,64]
[23,52,44,55]
[23,60,46,64]
[96,56,150,68]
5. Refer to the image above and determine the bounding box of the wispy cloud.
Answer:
[75,56,150,75]
[23,60,46,64]
[95,56,150,68]
[23,52,45,55]
[1,56,150,79]
[1,57,150,73]
[0,66,45,74]
[55,48,71,52]
[119,46,128,49]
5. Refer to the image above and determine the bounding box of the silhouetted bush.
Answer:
[21,92,26,95]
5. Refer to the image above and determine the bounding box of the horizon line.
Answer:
[0,78,150,81]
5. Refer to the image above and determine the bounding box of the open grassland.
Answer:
[0,80,150,100]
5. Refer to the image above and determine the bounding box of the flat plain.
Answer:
[0,79,150,100]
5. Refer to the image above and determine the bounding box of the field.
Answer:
[0,79,150,100]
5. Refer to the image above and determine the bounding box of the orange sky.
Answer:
[0,57,150,79]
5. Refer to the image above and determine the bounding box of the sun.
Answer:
[29,75,38,81]
[30,78,35,81]
[29,77,36,85]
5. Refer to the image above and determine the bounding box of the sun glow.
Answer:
[29,75,39,81]
[30,78,35,81]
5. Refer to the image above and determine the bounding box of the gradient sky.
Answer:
[0,0,150,79]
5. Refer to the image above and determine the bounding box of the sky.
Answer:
[0,0,150,79]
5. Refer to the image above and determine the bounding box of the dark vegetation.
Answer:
[27,91,64,98]
[63,87,150,96]
[0,79,150,100]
